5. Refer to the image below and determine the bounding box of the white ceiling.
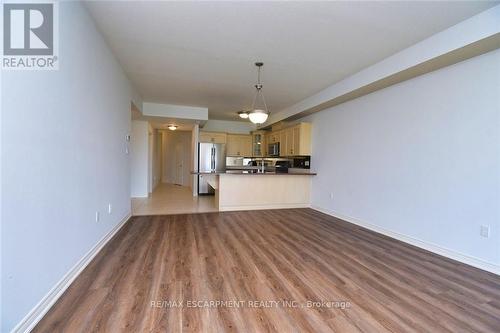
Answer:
[86,1,497,121]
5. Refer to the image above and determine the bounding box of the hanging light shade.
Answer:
[248,109,268,124]
[248,62,269,124]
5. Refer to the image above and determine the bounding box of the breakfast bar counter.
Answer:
[193,170,317,175]
[191,170,316,211]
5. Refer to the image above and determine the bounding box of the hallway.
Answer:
[132,183,217,216]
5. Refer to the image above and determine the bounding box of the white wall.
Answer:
[130,120,149,197]
[1,2,139,331]
[202,119,256,134]
[152,129,162,191]
[161,130,192,187]
[148,123,154,193]
[191,124,199,195]
[308,49,500,271]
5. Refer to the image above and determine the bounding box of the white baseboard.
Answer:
[11,213,132,333]
[220,203,310,212]
[310,205,500,276]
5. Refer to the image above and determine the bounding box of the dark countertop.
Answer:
[191,170,317,176]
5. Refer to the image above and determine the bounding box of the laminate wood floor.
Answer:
[34,209,500,332]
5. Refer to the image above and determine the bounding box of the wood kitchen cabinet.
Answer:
[252,131,267,157]
[280,130,287,154]
[283,128,293,156]
[280,123,311,156]
[199,131,227,144]
[200,122,310,157]
[226,134,252,157]
[267,131,280,144]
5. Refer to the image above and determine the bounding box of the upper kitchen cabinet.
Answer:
[226,134,252,157]
[252,131,267,157]
[281,122,312,156]
[280,130,287,154]
[266,131,280,144]
[199,131,227,144]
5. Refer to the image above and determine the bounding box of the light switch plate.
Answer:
[480,225,490,238]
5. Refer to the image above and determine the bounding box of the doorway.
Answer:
[162,130,191,186]
[132,127,217,215]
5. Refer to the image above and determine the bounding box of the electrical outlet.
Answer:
[95,211,100,222]
[480,225,490,238]
[108,204,112,214]
[329,192,334,200]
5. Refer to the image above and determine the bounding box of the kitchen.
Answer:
[195,121,316,211]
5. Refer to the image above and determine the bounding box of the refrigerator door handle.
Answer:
[211,146,215,172]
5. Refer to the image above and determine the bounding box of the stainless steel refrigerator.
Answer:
[198,142,226,195]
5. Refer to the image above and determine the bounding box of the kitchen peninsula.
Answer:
[192,170,316,211]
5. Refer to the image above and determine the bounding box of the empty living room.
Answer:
[1,1,500,332]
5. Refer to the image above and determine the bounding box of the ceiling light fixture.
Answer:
[168,124,178,131]
[248,109,268,125]
[238,111,249,119]
[248,62,269,124]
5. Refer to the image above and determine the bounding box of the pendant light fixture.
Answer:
[238,111,249,119]
[167,124,178,131]
[248,62,269,124]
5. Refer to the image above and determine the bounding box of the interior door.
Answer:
[174,142,183,185]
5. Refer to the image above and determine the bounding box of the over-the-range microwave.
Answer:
[268,142,280,156]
